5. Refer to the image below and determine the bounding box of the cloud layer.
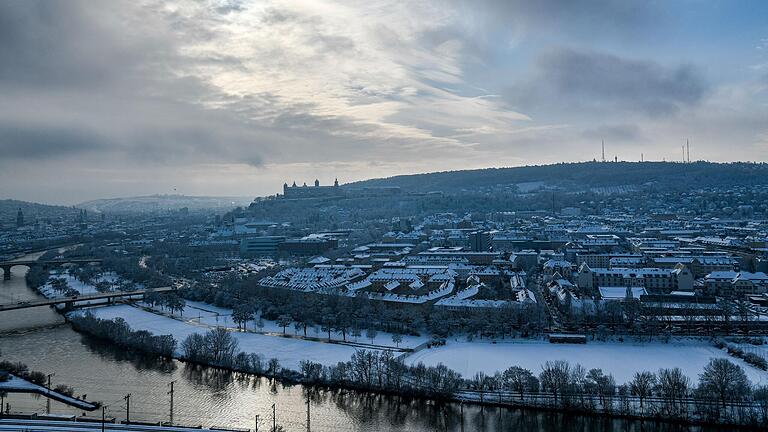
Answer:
[0,0,766,203]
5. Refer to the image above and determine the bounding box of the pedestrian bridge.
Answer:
[0,258,103,280]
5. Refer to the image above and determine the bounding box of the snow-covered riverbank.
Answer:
[81,304,392,370]
[34,270,768,385]
[405,337,768,385]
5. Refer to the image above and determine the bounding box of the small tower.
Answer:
[314,179,320,187]
[334,178,339,187]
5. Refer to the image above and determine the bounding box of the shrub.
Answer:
[742,353,768,370]
[54,384,75,397]
[27,371,47,386]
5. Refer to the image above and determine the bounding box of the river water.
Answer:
[0,257,727,431]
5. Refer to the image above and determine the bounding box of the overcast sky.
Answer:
[1,0,767,204]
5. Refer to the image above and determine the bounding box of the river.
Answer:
[0,256,729,431]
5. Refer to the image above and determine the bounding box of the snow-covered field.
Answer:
[82,305,390,370]
[405,338,768,384]
[148,300,428,349]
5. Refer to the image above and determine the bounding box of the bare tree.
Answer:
[698,358,751,409]
[630,371,657,414]
[656,367,690,415]
[232,305,254,330]
[391,333,403,348]
[267,358,280,378]
[587,368,616,409]
[204,328,239,366]
[540,360,572,405]
[366,328,378,344]
[503,366,537,400]
[277,314,292,335]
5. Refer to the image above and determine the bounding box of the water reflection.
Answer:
[80,335,178,374]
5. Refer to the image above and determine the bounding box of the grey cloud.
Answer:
[214,0,245,15]
[308,34,356,54]
[581,124,645,143]
[260,7,297,25]
[451,0,659,41]
[0,122,106,159]
[508,48,707,117]
[0,1,168,88]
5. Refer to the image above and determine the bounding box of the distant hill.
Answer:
[78,194,253,213]
[346,162,768,194]
[0,199,80,226]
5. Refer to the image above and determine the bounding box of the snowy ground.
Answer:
[405,338,768,385]
[146,300,428,349]
[81,304,396,370]
[39,271,120,298]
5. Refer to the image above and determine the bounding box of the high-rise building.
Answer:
[468,230,491,252]
[16,208,23,228]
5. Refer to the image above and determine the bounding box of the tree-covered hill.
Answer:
[346,162,768,193]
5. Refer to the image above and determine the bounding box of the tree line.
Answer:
[182,277,550,342]
[178,329,461,399]
[69,312,176,357]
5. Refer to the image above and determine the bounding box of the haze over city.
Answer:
[1,0,767,204]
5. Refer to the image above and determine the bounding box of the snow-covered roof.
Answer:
[516,289,537,303]
[409,279,425,289]
[705,270,740,280]
[599,287,647,300]
[259,267,366,292]
[384,280,400,291]
[589,267,673,277]
[308,256,331,264]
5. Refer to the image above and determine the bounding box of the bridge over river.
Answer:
[0,286,178,312]
[0,259,103,280]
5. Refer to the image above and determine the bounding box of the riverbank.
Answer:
[65,319,768,431]
[3,307,765,431]
[63,309,768,429]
